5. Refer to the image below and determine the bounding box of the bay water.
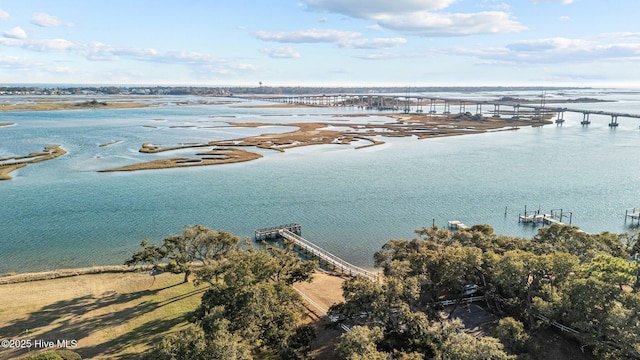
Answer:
[1,90,639,273]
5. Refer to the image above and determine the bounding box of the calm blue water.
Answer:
[1,90,639,273]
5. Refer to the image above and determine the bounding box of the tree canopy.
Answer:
[125,225,241,282]
[137,226,318,359]
[330,224,640,359]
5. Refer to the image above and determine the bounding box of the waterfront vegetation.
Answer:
[2,223,638,360]
[330,224,640,360]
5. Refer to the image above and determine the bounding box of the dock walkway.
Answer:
[279,229,379,281]
[255,223,378,281]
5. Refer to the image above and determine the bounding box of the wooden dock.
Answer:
[626,208,640,225]
[447,220,468,230]
[518,208,572,226]
[255,223,378,281]
[255,223,301,240]
[279,229,379,281]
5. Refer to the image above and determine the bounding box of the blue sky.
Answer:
[0,0,639,87]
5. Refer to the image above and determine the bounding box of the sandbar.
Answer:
[0,122,15,127]
[0,145,67,180]
[99,148,262,172]
[98,140,123,147]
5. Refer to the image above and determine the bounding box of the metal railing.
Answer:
[280,229,378,281]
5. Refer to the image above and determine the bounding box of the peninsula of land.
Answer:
[0,145,67,180]
[0,99,152,112]
[100,111,551,173]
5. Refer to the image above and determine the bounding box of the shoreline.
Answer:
[0,265,144,285]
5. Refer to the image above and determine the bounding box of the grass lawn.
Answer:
[0,272,205,360]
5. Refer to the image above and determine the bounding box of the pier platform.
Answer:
[448,220,468,230]
[519,208,573,227]
[626,208,640,225]
[519,213,565,225]
[255,223,301,240]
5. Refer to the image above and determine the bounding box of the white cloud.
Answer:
[506,37,589,52]
[0,9,10,21]
[598,32,640,39]
[3,27,27,39]
[0,55,40,70]
[48,66,74,74]
[375,11,526,37]
[530,0,574,4]
[304,0,459,18]
[24,38,76,52]
[254,28,360,43]
[354,52,404,60]
[158,51,223,64]
[259,47,301,59]
[479,1,511,11]
[339,37,407,49]
[253,27,407,50]
[448,37,640,65]
[304,0,524,37]
[0,32,256,77]
[31,13,74,27]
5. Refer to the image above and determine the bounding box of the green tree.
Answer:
[530,225,630,261]
[193,248,316,359]
[581,253,639,290]
[493,317,530,354]
[125,225,240,282]
[435,331,514,360]
[143,324,252,360]
[561,277,640,359]
[427,319,514,360]
[337,326,388,360]
[486,250,578,325]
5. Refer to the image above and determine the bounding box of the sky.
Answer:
[0,0,639,87]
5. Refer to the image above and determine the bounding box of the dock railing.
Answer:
[279,229,378,281]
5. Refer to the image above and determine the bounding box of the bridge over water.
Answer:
[243,94,640,127]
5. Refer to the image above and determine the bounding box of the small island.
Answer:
[100,112,552,173]
[0,145,67,180]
